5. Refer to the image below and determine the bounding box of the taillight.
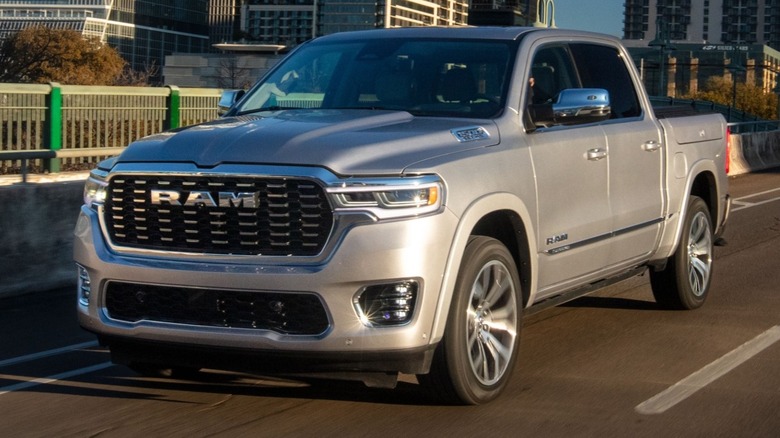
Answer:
[725,125,731,175]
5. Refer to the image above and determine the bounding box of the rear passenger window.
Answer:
[569,44,641,119]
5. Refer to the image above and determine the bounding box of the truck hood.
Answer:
[116,110,499,175]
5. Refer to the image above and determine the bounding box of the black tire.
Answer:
[650,196,714,310]
[419,236,522,405]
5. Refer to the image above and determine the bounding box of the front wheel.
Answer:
[419,236,522,405]
[650,196,714,310]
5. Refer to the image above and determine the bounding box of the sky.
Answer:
[545,0,624,37]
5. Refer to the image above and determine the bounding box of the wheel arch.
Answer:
[653,159,722,264]
[429,193,537,344]
[690,169,719,226]
[470,211,533,308]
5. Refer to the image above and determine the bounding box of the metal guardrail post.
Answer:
[44,82,63,173]
[165,85,181,130]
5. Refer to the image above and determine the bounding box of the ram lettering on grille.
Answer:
[150,189,259,208]
[104,175,333,256]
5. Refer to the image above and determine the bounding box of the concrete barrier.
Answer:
[729,131,780,175]
[0,176,85,299]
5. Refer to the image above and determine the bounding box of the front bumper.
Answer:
[75,202,458,374]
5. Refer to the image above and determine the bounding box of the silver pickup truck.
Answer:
[75,27,730,404]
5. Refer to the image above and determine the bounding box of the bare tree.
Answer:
[214,57,252,89]
[115,62,160,86]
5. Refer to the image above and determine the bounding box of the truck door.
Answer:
[569,43,664,265]
[525,44,613,297]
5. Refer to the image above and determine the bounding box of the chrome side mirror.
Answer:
[217,89,245,116]
[530,88,611,128]
[553,88,611,121]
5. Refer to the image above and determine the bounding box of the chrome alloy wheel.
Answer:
[466,260,519,386]
[687,211,713,297]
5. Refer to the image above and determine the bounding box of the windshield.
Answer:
[235,38,514,118]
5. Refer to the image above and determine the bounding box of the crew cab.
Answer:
[75,27,730,404]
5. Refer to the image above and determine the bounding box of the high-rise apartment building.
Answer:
[208,0,241,44]
[240,0,314,47]
[623,0,780,98]
[240,0,471,47]
[209,0,240,44]
[624,0,780,49]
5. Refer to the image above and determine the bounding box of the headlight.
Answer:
[327,176,443,220]
[83,170,108,207]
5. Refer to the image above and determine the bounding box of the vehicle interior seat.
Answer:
[438,67,477,104]
[374,71,414,107]
[531,65,556,104]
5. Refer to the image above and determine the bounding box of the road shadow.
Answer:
[9,363,450,407]
[560,296,659,311]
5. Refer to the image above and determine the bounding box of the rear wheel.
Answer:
[420,236,521,405]
[650,196,714,310]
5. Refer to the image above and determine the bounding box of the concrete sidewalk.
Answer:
[0,171,90,187]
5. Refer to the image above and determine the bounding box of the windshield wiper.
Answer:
[331,105,410,111]
[238,106,302,115]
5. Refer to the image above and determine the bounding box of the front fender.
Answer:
[428,192,538,344]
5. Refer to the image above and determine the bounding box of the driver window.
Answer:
[528,45,579,105]
[569,43,641,119]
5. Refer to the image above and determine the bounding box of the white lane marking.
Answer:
[636,325,780,415]
[737,186,780,199]
[0,362,114,396]
[731,187,780,212]
[0,341,99,368]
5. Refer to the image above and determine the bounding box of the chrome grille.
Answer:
[104,175,333,256]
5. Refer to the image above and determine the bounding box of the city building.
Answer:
[240,0,314,47]
[623,0,780,97]
[209,0,240,44]
[468,0,535,26]
[239,0,472,48]
[0,0,213,80]
[624,0,780,48]
[165,0,539,88]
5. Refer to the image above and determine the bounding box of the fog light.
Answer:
[77,265,91,306]
[354,281,418,326]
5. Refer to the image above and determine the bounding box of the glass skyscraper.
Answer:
[0,0,212,78]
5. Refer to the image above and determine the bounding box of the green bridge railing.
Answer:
[0,83,222,174]
[3,84,779,177]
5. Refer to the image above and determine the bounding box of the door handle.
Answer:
[642,140,662,152]
[587,148,607,161]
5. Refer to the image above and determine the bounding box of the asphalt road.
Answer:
[1,170,779,437]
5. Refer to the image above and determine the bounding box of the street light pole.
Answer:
[729,54,746,122]
[649,16,675,97]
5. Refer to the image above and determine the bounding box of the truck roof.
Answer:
[318,26,534,42]
[313,26,617,43]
